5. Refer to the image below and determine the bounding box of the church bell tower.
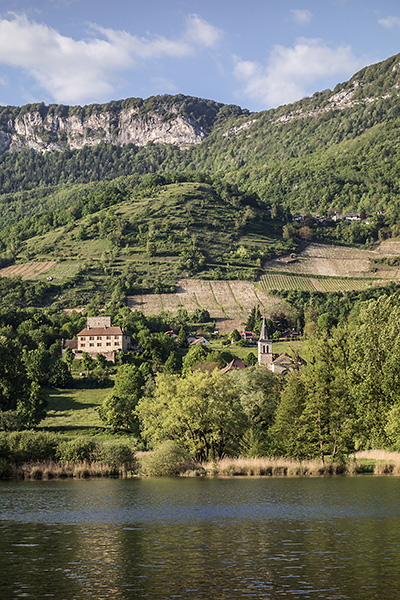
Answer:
[258,317,273,370]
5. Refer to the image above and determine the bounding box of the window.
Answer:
[80,343,85,348]
[106,342,111,347]
[114,342,119,346]
[106,335,111,340]
[89,336,94,340]
[97,343,102,347]
[97,336,102,340]
[89,343,94,347]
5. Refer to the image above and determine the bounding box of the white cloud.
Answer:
[378,16,400,29]
[91,24,192,60]
[0,13,222,105]
[185,14,223,47]
[290,9,313,24]
[234,38,364,108]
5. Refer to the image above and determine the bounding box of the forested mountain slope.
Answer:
[1,53,400,220]
[2,53,400,304]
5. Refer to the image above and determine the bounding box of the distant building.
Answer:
[271,353,307,375]
[344,213,362,222]
[188,336,210,346]
[164,330,178,340]
[258,317,306,374]
[241,331,257,342]
[293,214,304,223]
[220,358,248,374]
[62,316,135,363]
[258,318,273,370]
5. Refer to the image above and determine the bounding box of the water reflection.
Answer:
[0,477,400,599]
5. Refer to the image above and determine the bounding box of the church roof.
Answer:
[259,317,270,341]
[220,358,248,374]
[273,352,308,367]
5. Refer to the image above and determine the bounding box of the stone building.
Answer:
[258,318,273,370]
[63,316,134,362]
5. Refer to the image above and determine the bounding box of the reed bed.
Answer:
[200,456,347,477]
[8,461,139,480]
[351,450,400,474]
[3,452,400,480]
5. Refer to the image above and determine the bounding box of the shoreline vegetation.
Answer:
[2,450,400,481]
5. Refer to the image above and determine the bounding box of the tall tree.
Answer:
[271,329,354,461]
[98,364,144,433]
[0,338,47,428]
[348,294,400,448]
[229,364,281,456]
[136,369,247,461]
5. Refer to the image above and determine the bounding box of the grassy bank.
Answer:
[2,432,400,479]
[4,447,400,480]
[40,386,108,436]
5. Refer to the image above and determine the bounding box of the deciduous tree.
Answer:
[136,369,247,461]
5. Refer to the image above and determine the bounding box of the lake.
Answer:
[1,476,399,599]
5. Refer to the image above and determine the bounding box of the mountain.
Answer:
[1,53,399,157]
[2,53,400,304]
[2,53,400,221]
[0,95,234,153]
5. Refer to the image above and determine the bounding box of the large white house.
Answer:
[63,316,134,362]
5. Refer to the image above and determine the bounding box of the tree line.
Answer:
[2,282,400,463]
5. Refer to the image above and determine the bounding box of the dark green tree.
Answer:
[98,364,144,432]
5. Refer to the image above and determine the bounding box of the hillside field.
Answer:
[260,241,400,292]
[3,240,400,331]
[263,241,400,278]
[128,279,288,333]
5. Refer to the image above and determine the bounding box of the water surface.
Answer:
[1,476,399,599]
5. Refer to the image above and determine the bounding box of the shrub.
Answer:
[3,431,59,464]
[57,438,97,463]
[49,360,73,388]
[0,411,24,431]
[30,466,43,479]
[139,440,192,476]
[96,443,135,467]
[88,366,112,387]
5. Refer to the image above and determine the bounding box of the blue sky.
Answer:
[1,0,400,111]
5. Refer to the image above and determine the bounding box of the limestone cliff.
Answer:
[0,96,220,154]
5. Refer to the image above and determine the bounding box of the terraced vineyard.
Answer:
[263,242,400,280]
[260,273,317,292]
[258,241,400,292]
[313,278,371,292]
[0,261,56,279]
[128,279,290,334]
[259,272,374,293]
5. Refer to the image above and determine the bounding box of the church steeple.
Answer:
[258,317,273,370]
[259,317,269,341]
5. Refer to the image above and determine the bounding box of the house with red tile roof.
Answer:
[63,316,134,362]
[220,358,248,374]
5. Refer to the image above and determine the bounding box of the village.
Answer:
[62,314,306,376]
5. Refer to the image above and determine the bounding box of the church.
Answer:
[258,318,306,375]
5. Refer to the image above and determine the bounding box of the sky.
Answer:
[1,0,400,111]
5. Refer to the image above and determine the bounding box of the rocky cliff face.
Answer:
[0,105,208,154]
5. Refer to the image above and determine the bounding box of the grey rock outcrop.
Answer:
[0,105,208,154]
